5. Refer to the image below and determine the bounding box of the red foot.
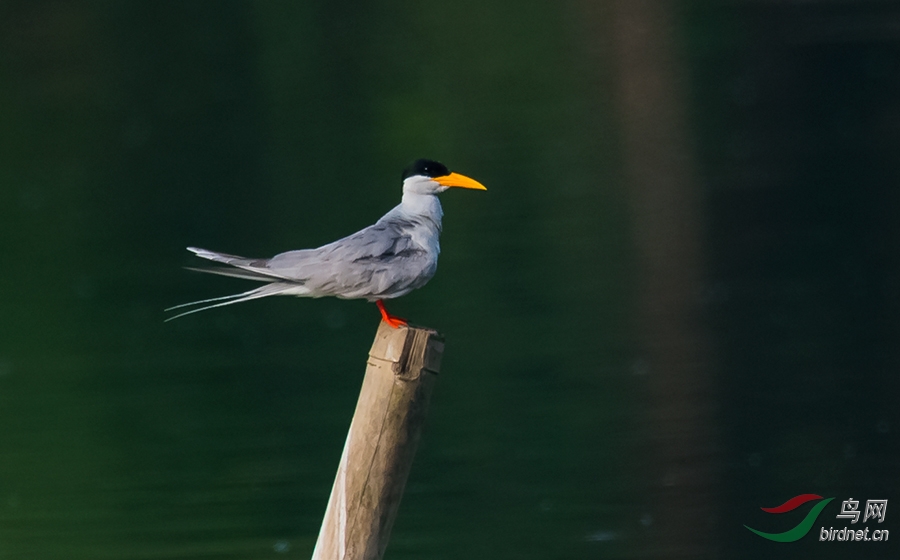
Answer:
[376,300,407,328]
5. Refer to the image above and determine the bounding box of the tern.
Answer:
[166,159,486,327]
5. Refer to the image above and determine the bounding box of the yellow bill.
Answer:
[433,172,487,191]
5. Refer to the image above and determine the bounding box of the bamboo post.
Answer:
[311,322,444,560]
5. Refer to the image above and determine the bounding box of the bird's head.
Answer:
[401,159,487,195]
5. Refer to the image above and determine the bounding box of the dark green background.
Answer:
[0,1,897,559]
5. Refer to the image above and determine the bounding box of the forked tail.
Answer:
[165,283,301,322]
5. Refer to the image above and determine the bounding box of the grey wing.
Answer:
[186,247,301,281]
[266,220,434,299]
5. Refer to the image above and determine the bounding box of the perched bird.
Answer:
[166,159,486,327]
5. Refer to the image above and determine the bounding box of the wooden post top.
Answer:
[368,323,444,377]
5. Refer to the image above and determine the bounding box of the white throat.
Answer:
[400,191,443,226]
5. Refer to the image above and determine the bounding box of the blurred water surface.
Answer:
[1,2,898,559]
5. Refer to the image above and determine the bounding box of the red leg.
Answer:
[376,300,407,328]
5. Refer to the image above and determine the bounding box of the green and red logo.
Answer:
[744,494,834,542]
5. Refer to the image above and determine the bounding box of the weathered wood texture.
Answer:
[312,322,444,560]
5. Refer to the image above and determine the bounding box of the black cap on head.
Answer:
[402,159,450,181]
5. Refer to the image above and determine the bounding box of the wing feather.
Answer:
[183,215,435,302]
